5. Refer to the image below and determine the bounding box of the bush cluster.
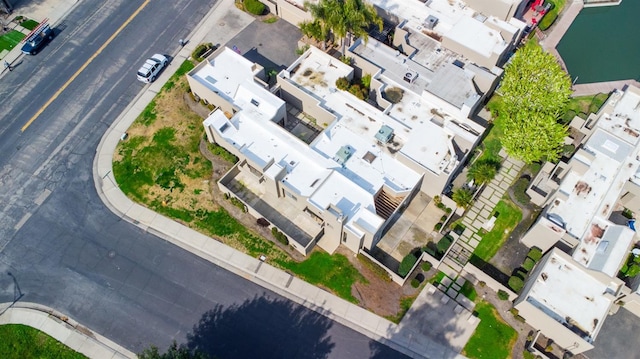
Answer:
[192,43,216,62]
[244,0,265,15]
[398,252,419,277]
[497,289,509,300]
[271,227,289,246]
[335,76,350,90]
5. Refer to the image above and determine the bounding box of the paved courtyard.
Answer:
[377,192,445,262]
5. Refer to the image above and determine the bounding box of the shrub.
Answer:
[411,278,420,288]
[434,222,443,231]
[349,84,366,100]
[271,227,289,245]
[440,215,448,222]
[295,44,310,55]
[336,76,350,90]
[622,208,634,219]
[522,257,536,272]
[384,87,404,104]
[257,218,270,227]
[528,247,543,262]
[436,235,453,254]
[508,275,524,292]
[398,252,419,277]
[244,0,265,15]
[421,261,432,271]
[497,289,509,300]
[340,56,352,65]
[445,207,452,214]
[361,73,372,89]
[192,43,216,62]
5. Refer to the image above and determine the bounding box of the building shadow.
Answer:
[185,295,335,359]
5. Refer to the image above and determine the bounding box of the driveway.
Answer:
[585,307,640,359]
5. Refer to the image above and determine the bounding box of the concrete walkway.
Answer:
[90,1,465,359]
[437,153,524,302]
[0,302,135,359]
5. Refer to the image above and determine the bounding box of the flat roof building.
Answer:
[189,43,486,256]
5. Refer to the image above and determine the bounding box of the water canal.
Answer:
[556,1,639,84]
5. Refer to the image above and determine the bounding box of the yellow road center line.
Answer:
[21,0,151,132]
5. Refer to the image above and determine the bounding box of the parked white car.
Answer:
[136,54,168,83]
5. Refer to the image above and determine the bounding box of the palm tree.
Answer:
[467,159,501,186]
[303,0,382,55]
[452,188,473,209]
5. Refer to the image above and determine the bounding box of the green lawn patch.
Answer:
[0,324,87,359]
[459,280,477,301]
[473,200,522,262]
[20,19,40,31]
[563,93,609,123]
[463,301,517,359]
[280,252,365,303]
[539,0,566,31]
[0,30,25,53]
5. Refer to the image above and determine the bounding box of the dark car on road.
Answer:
[21,24,54,55]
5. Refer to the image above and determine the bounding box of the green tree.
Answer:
[501,111,567,164]
[452,188,474,209]
[467,159,501,186]
[139,342,209,359]
[304,0,382,55]
[299,20,329,49]
[497,41,572,164]
[499,42,572,115]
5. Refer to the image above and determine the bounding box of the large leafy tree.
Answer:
[499,42,572,115]
[501,111,567,164]
[139,342,209,359]
[497,41,572,164]
[302,0,382,55]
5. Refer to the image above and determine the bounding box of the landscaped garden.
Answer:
[0,324,87,359]
[473,200,523,262]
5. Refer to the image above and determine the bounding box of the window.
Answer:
[251,98,260,107]
[342,232,347,243]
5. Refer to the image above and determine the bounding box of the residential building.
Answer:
[514,248,625,354]
[187,41,490,255]
[517,85,640,354]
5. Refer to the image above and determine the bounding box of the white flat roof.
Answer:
[596,88,640,146]
[189,47,257,103]
[525,249,613,343]
[444,16,506,58]
[548,129,638,239]
[572,222,635,277]
[288,47,422,191]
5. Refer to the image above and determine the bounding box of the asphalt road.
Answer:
[0,0,409,358]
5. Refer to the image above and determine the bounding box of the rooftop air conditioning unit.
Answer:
[403,71,417,84]
[424,15,439,30]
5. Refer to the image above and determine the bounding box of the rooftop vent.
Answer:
[375,125,394,143]
[424,15,439,30]
[403,71,417,84]
[334,145,354,166]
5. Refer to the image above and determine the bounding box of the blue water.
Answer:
[556,1,640,84]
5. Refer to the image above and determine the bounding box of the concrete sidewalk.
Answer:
[0,302,135,359]
[91,0,466,358]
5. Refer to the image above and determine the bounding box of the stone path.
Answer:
[436,155,524,303]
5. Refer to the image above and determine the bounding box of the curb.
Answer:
[0,302,136,359]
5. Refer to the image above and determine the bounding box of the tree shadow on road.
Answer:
[186,295,335,359]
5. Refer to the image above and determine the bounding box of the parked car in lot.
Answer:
[136,54,168,83]
[21,24,54,55]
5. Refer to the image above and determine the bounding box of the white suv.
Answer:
[136,54,168,83]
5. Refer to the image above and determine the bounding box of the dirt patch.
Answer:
[342,247,422,318]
